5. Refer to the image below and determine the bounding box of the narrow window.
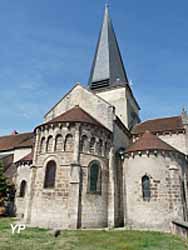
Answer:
[19,180,27,198]
[55,135,63,151]
[88,161,101,193]
[64,134,73,151]
[142,175,151,201]
[44,161,56,188]
[80,135,88,153]
[89,137,96,154]
[46,136,53,152]
[39,137,45,153]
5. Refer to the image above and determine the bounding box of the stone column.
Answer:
[68,123,82,229]
[108,146,115,228]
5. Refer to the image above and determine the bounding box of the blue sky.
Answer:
[0,0,187,135]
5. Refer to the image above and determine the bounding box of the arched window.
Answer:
[55,135,63,151]
[89,137,96,154]
[142,175,151,201]
[88,161,101,193]
[19,180,27,198]
[80,135,88,153]
[98,139,103,156]
[46,136,53,152]
[64,134,73,151]
[39,137,45,153]
[44,161,56,188]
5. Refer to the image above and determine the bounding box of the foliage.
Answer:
[0,160,7,198]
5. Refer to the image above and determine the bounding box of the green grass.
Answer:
[0,218,187,250]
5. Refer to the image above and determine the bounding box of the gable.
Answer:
[44,84,114,131]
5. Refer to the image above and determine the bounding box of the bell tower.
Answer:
[88,5,140,129]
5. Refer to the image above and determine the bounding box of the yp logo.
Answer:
[10,224,26,234]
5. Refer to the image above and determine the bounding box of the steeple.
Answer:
[88,5,129,90]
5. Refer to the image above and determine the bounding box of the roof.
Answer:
[37,106,111,132]
[132,116,184,135]
[88,5,129,90]
[126,130,179,153]
[0,132,34,152]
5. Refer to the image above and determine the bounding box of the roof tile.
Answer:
[132,116,184,135]
[127,130,179,153]
[0,132,33,152]
[37,106,110,131]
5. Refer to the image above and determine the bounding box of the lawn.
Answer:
[0,218,187,250]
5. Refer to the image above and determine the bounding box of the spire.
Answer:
[88,5,129,90]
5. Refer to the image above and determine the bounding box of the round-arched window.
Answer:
[88,161,101,194]
[44,161,56,188]
[19,180,27,198]
[142,175,151,201]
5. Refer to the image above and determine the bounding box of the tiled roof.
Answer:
[126,130,178,153]
[37,106,110,131]
[132,116,184,135]
[0,132,34,152]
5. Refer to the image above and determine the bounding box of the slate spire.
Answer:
[89,5,129,90]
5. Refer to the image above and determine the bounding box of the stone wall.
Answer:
[28,121,112,229]
[124,151,187,231]
[97,85,139,129]
[159,132,187,154]
[44,84,114,131]
[15,163,31,219]
[79,154,109,228]
[113,123,130,226]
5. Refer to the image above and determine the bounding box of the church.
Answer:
[1,6,188,232]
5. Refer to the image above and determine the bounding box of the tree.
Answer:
[0,160,7,216]
[0,161,7,197]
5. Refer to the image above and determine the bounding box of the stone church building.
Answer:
[1,6,188,232]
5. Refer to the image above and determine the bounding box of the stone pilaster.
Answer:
[33,130,39,164]
[168,165,184,220]
[108,146,115,227]
[68,163,81,229]
[68,123,81,229]
[73,123,81,164]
